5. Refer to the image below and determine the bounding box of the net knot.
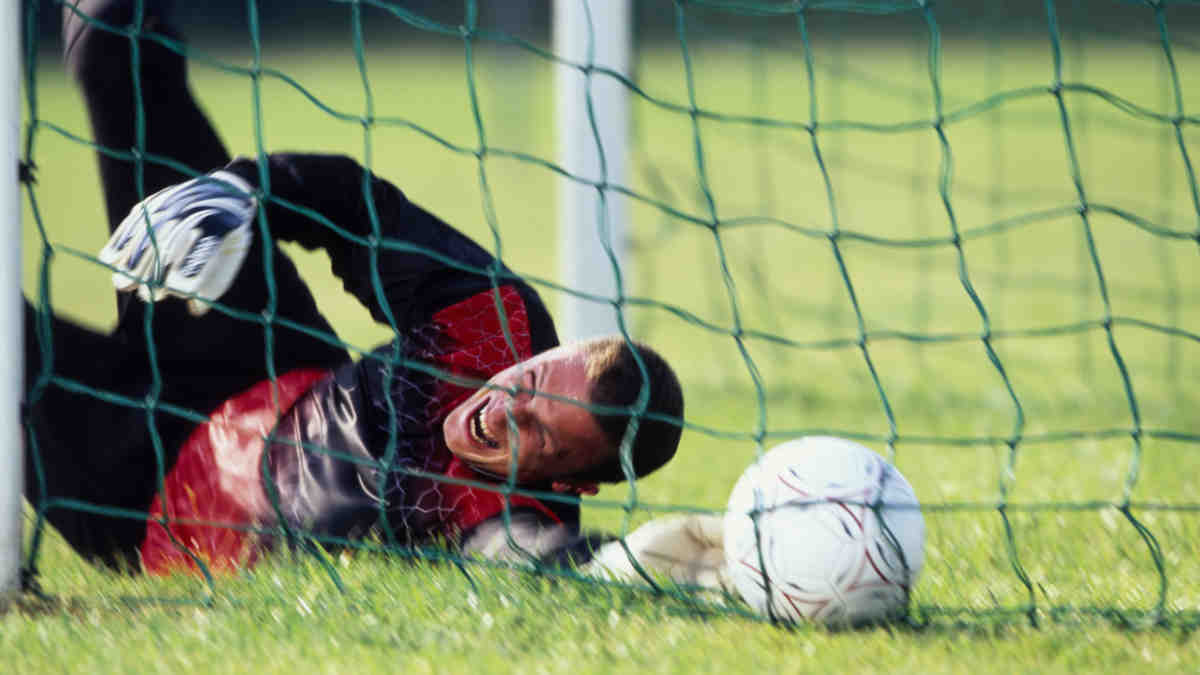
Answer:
[19,566,43,595]
[18,160,37,185]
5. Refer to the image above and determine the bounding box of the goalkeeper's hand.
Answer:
[583,514,730,592]
[99,170,257,316]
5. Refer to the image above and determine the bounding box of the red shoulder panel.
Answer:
[426,285,532,417]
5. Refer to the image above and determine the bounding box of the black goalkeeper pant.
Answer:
[24,0,349,569]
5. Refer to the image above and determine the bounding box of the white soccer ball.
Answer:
[723,436,925,626]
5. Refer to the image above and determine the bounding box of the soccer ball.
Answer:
[723,436,925,626]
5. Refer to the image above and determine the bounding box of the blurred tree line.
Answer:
[28,1,1197,49]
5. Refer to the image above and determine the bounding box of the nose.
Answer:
[505,396,534,425]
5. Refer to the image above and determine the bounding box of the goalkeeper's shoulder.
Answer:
[571,515,731,592]
[471,513,730,591]
[460,507,580,563]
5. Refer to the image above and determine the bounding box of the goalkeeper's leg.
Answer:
[63,0,349,378]
[23,300,173,569]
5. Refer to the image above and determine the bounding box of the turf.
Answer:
[7,10,1200,674]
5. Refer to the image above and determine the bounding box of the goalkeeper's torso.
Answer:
[139,284,577,574]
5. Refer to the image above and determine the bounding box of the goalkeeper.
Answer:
[25,0,688,575]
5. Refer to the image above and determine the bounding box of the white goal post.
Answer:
[0,0,23,609]
[554,0,632,342]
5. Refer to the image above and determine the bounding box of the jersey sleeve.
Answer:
[220,153,557,349]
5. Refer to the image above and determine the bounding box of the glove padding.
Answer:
[584,514,730,592]
[99,170,257,316]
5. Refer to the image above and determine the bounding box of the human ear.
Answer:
[552,480,599,496]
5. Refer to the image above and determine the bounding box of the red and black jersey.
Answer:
[138,154,575,574]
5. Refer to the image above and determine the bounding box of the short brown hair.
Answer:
[570,336,684,484]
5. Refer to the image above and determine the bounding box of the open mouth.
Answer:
[469,398,500,449]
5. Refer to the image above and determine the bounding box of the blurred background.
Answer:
[18,0,1200,615]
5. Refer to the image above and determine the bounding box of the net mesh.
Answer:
[16,0,1200,629]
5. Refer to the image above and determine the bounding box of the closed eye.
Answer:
[535,420,552,456]
[522,368,537,400]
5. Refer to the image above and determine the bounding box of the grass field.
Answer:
[6,4,1200,673]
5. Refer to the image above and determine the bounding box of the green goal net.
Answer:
[15,0,1200,631]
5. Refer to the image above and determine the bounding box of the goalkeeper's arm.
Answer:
[465,512,730,590]
[100,153,557,343]
[219,154,552,333]
[460,511,728,592]
[577,514,730,591]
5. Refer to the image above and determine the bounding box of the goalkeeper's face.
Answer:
[443,344,608,493]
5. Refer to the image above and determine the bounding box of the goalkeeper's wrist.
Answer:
[206,169,258,201]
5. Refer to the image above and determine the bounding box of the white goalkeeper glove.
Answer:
[99,170,257,316]
[584,514,731,592]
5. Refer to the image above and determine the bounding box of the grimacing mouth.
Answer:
[468,396,500,450]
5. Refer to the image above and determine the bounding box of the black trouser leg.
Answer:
[63,0,347,374]
[27,1,349,568]
[23,300,165,569]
